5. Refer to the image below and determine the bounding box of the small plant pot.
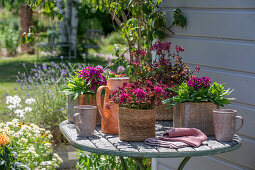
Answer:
[173,102,218,136]
[156,104,173,120]
[118,107,156,141]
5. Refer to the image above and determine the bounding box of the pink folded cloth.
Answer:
[145,128,207,149]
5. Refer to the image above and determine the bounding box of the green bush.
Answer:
[102,31,128,46]
[0,119,63,169]
[76,151,151,170]
[0,10,20,56]
[2,62,85,144]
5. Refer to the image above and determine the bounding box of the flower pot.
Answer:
[173,102,218,135]
[118,107,156,141]
[96,77,130,134]
[156,104,173,120]
[68,94,101,125]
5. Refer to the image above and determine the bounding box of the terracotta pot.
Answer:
[96,77,130,134]
[156,104,173,120]
[173,102,218,135]
[68,94,101,125]
[118,107,156,141]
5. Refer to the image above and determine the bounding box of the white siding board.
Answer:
[157,156,247,170]
[215,137,255,169]
[163,9,255,41]
[160,0,255,9]
[156,1,255,169]
[196,68,255,106]
[165,36,255,74]
[224,103,255,139]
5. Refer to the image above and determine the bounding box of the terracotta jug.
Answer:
[96,77,130,134]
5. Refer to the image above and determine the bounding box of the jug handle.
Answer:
[96,86,110,119]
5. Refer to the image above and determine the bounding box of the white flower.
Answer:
[25,98,36,105]
[24,107,32,113]
[53,153,63,163]
[14,109,25,118]
[44,143,52,147]
[41,161,52,166]
[21,138,27,143]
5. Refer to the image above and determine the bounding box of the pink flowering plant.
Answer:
[163,76,234,107]
[108,81,166,110]
[63,66,106,100]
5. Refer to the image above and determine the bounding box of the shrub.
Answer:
[76,151,151,170]
[12,61,85,143]
[0,10,20,56]
[0,119,63,169]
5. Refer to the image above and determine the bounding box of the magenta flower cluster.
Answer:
[109,81,165,110]
[187,76,211,91]
[78,66,107,92]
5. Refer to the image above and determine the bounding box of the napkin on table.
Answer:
[145,128,207,149]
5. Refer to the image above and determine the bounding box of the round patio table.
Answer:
[60,120,242,170]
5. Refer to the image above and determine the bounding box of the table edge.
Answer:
[60,121,242,158]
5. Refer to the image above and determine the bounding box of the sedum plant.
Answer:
[164,76,234,107]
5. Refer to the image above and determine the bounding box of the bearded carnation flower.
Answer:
[133,88,146,99]
[187,76,211,91]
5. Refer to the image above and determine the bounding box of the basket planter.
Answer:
[68,94,101,125]
[156,104,173,120]
[118,107,156,141]
[173,102,218,135]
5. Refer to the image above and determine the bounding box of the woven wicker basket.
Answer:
[173,102,218,135]
[156,104,173,120]
[118,107,156,141]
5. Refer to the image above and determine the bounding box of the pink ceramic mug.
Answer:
[213,109,243,141]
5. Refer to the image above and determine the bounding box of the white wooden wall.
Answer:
[153,0,255,169]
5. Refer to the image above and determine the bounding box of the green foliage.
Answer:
[164,82,233,107]
[62,73,95,101]
[0,119,63,169]
[172,8,186,28]
[0,146,29,170]
[78,0,114,46]
[76,151,151,170]
[102,31,128,46]
[0,10,20,56]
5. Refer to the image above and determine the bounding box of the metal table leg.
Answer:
[132,157,146,170]
[120,156,127,170]
[177,157,191,170]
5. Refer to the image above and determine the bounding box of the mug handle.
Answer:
[235,116,244,133]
